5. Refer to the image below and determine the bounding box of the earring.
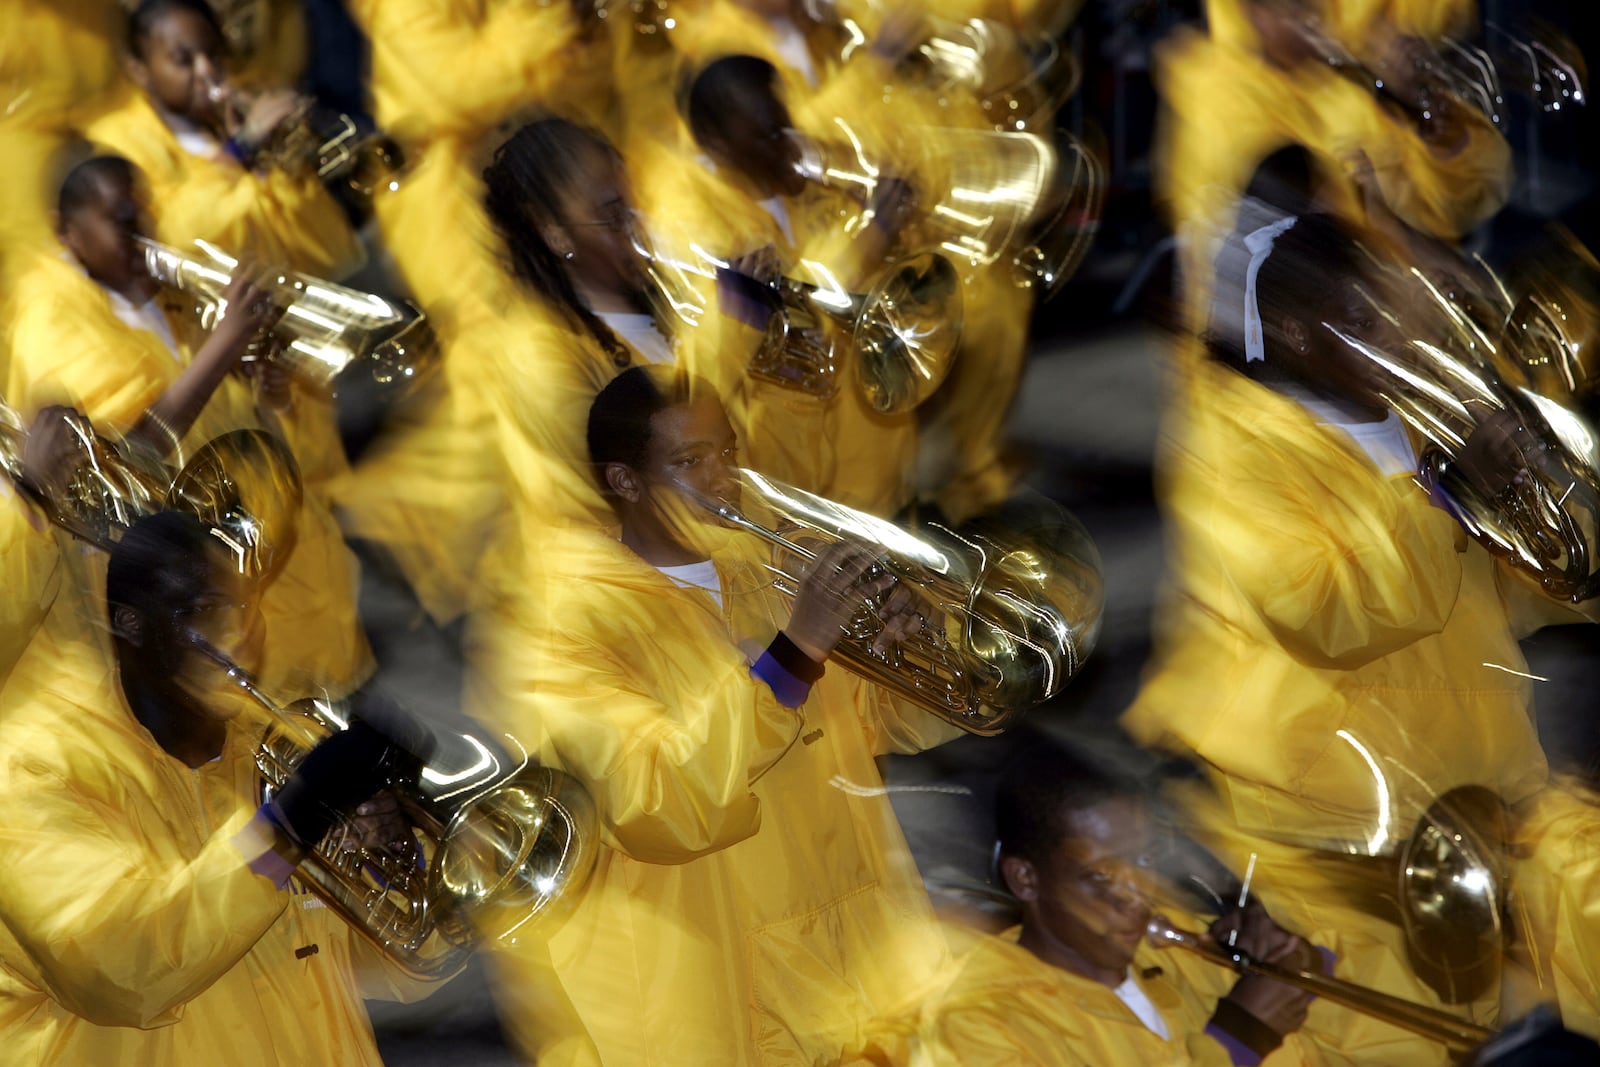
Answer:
[563,249,575,261]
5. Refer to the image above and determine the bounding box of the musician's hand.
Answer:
[244,359,295,414]
[1211,900,1318,1037]
[213,268,278,357]
[786,541,896,661]
[19,405,86,501]
[328,789,416,855]
[869,5,927,65]
[1224,973,1314,1036]
[728,244,784,286]
[235,89,304,152]
[867,177,918,241]
[871,580,931,656]
[1457,407,1540,498]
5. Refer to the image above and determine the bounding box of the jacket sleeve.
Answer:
[1208,422,1466,669]
[923,1004,1094,1066]
[478,573,805,865]
[355,0,583,137]
[0,756,287,1029]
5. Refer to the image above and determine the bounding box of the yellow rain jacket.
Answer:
[5,253,370,699]
[85,94,363,280]
[916,926,1256,1067]
[474,524,961,1065]
[0,629,425,1065]
[1124,360,1546,844]
[334,0,602,620]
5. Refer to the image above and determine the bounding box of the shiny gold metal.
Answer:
[793,124,1103,300]
[1147,917,1495,1055]
[700,469,1103,734]
[260,109,410,207]
[0,400,169,549]
[139,237,438,397]
[191,642,599,980]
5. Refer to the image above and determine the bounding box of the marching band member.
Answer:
[474,365,961,1065]
[5,154,369,700]
[87,0,363,280]
[1121,207,1571,1060]
[919,735,1318,1066]
[332,0,604,624]
[0,508,434,1063]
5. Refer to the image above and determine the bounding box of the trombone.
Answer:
[1146,919,1494,1056]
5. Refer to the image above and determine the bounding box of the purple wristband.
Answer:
[1205,1022,1264,1066]
[750,650,813,708]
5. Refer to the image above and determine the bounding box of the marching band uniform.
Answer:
[475,523,960,1065]
[86,92,365,280]
[0,625,423,1064]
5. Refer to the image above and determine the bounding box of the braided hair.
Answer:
[481,117,635,369]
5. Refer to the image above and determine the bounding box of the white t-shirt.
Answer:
[1113,969,1171,1040]
[1291,390,1418,478]
[655,558,724,609]
[105,286,182,362]
[594,311,674,365]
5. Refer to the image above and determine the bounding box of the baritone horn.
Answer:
[698,469,1103,734]
[191,637,599,979]
[140,237,438,399]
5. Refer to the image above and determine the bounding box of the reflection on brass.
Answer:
[701,470,1103,735]
[141,237,438,398]
[192,640,600,980]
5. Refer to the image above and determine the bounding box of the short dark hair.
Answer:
[585,366,691,485]
[57,154,135,221]
[994,731,1146,864]
[684,54,781,149]
[128,0,224,59]
[108,510,223,673]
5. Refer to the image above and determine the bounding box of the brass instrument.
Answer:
[697,469,1103,734]
[140,237,438,398]
[1,410,598,978]
[191,639,599,979]
[1150,787,1506,1055]
[260,107,409,207]
[1329,251,1600,601]
[1148,919,1495,1055]
[792,124,1104,301]
[640,239,964,415]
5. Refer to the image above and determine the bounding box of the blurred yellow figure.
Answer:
[5,156,369,700]
[476,367,960,1065]
[1123,211,1570,1061]
[87,0,363,279]
[0,511,430,1063]
[0,0,123,280]
[333,0,602,622]
[1159,0,1509,337]
[918,739,1321,1067]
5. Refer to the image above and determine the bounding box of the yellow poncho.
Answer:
[916,926,1262,1067]
[0,630,426,1064]
[85,94,364,280]
[474,524,961,1065]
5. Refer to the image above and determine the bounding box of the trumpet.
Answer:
[191,637,598,979]
[140,237,438,398]
[696,469,1103,735]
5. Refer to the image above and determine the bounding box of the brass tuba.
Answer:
[697,469,1103,734]
[191,638,598,979]
[1,412,598,977]
[1331,248,1600,601]
[140,237,438,399]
